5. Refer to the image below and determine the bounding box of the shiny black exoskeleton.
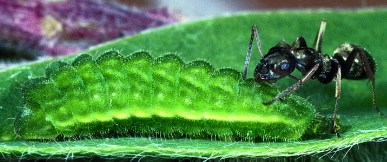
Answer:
[254,41,376,84]
[242,21,385,137]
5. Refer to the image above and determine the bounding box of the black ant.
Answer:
[242,20,385,137]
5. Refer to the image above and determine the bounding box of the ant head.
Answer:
[254,44,295,82]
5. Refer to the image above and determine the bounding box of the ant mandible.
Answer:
[242,20,385,137]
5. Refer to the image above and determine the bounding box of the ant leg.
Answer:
[271,68,300,81]
[243,25,264,80]
[290,36,308,51]
[343,47,385,117]
[313,20,327,53]
[333,64,342,137]
[291,21,326,52]
[263,63,320,105]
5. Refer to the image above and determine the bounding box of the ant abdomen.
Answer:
[333,43,376,80]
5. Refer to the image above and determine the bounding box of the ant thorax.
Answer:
[291,47,318,76]
[316,53,337,83]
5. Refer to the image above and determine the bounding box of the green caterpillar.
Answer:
[15,51,327,141]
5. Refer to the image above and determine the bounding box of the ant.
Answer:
[242,20,385,137]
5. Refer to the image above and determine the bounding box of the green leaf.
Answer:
[0,9,386,160]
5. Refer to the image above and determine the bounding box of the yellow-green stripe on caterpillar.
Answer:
[15,51,329,141]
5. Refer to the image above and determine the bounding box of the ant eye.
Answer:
[280,63,290,70]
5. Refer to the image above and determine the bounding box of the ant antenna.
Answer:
[243,25,264,80]
[314,20,327,53]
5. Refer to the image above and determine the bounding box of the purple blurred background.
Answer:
[120,0,387,19]
[1,0,386,70]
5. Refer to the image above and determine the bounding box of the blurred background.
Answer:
[1,0,386,70]
[120,0,387,19]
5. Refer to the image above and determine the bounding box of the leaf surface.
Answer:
[0,9,386,160]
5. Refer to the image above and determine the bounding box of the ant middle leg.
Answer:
[290,36,308,51]
[290,20,327,51]
[313,20,327,53]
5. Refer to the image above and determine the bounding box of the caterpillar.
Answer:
[14,50,329,141]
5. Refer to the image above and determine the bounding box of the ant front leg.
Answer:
[243,25,264,80]
[263,63,320,105]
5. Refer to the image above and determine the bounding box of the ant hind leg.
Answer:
[341,47,385,118]
[333,64,342,137]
